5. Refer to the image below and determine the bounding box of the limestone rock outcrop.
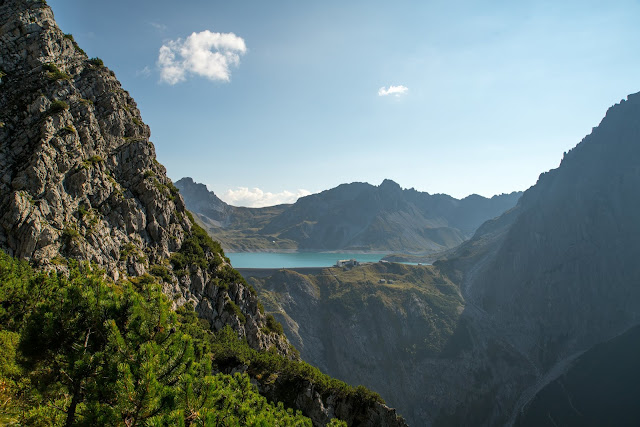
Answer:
[0,0,289,357]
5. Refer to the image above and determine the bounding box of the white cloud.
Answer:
[135,66,151,78]
[149,22,167,31]
[158,30,246,85]
[220,187,312,208]
[378,85,409,97]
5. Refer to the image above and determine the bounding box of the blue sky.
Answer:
[49,0,640,206]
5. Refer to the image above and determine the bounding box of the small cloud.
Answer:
[149,21,167,31]
[135,66,151,78]
[378,85,409,97]
[220,187,312,208]
[157,30,247,85]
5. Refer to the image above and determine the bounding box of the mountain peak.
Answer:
[174,178,231,227]
[379,178,401,190]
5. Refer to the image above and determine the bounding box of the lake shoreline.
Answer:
[226,252,388,269]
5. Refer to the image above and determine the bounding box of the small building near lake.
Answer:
[336,259,359,268]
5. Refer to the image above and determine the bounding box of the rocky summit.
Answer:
[0,2,406,425]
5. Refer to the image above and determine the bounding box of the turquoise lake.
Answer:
[226,252,386,268]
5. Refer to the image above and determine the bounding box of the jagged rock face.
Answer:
[0,0,291,358]
[0,0,179,271]
[427,91,640,424]
[516,324,640,426]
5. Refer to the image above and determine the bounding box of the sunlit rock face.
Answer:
[0,0,292,357]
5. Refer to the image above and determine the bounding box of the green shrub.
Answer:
[218,264,247,286]
[170,221,224,272]
[209,325,386,407]
[42,63,70,81]
[48,100,69,115]
[58,125,76,135]
[149,264,173,283]
[82,155,103,168]
[0,254,313,426]
[50,256,67,266]
[61,226,80,247]
[0,251,383,425]
[88,57,104,67]
[119,242,137,261]
[264,314,284,335]
[123,136,146,144]
[64,33,86,56]
[153,179,179,201]
[77,204,89,218]
[224,299,247,324]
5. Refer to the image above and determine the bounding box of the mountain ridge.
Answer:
[176,177,522,253]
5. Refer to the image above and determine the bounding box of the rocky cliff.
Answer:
[516,324,640,426]
[176,177,522,253]
[0,2,406,425]
[0,0,291,355]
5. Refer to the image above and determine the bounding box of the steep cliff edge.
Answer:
[0,2,406,424]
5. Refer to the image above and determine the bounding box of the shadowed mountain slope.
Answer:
[435,91,640,424]
[449,91,640,366]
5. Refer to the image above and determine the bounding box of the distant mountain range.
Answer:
[175,177,522,253]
